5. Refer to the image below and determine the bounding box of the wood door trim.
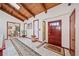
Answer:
[33,20,39,39]
[7,22,8,39]
[70,9,76,56]
[42,21,46,41]
[48,20,62,47]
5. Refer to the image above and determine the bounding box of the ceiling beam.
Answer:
[0,3,2,9]
[8,4,28,20]
[1,3,24,21]
[1,9,24,22]
[0,4,2,9]
[42,3,47,13]
[20,3,35,17]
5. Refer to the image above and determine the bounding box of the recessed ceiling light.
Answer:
[9,3,20,10]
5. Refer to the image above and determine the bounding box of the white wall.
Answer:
[0,10,23,46]
[44,4,74,48]
[24,3,74,48]
[24,12,46,40]
[45,14,70,48]
[24,18,33,38]
[74,4,79,56]
[24,3,79,55]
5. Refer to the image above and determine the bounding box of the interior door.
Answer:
[70,9,75,56]
[48,20,62,47]
[33,20,39,39]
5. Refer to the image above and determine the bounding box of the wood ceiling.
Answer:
[0,3,60,21]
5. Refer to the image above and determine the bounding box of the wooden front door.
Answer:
[48,20,62,47]
[70,9,75,56]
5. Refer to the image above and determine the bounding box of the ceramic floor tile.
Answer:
[3,40,19,56]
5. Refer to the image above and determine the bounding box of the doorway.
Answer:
[42,21,46,41]
[48,20,62,47]
[7,22,20,39]
[33,20,39,39]
[24,23,27,37]
[70,9,75,56]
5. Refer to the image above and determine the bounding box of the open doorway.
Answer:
[7,22,20,39]
[24,23,27,37]
[33,20,39,39]
[42,21,46,41]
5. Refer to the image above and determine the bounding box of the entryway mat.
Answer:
[44,43,65,56]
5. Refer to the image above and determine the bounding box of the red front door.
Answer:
[48,20,62,47]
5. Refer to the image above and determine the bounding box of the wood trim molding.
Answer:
[69,9,76,56]
[7,22,8,39]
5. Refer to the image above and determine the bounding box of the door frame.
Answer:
[7,21,20,39]
[70,9,76,56]
[33,20,39,39]
[48,20,62,47]
[42,21,46,41]
[24,23,27,37]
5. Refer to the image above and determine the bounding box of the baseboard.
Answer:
[62,47,70,50]
[26,37,31,39]
[19,36,31,39]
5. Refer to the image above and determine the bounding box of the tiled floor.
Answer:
[17,38,62,56]
[17,37,71,56]
[10,38,41,56]
[64,49,71,56]
[3,37,71,56]
[3,39,19,56]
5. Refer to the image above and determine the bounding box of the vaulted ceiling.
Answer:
[0,3,60,21]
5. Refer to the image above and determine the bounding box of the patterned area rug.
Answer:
[44,43,65,56]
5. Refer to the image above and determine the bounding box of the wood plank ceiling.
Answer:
[0,3,60,21]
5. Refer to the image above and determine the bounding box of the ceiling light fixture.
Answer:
[9,3,20,10]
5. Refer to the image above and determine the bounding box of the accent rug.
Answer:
[44,43,65,56]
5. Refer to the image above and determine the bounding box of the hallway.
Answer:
[3,38,40,56]
[10,38,40,56]
[3,37,70,56]
[0,3,79,56]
